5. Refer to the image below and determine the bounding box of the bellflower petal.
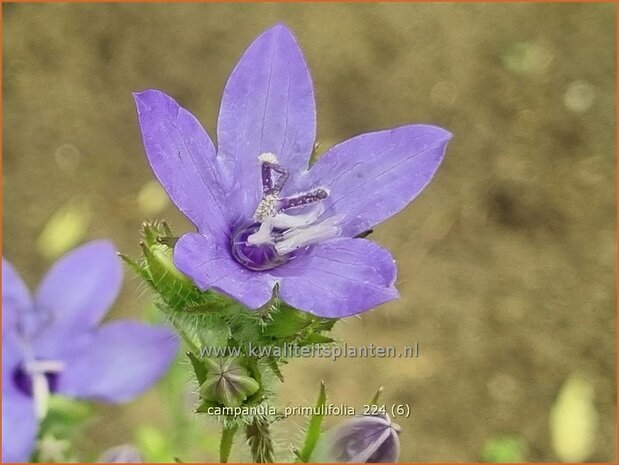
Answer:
[34,330,95,364]
[34,241,122,336]
[3,332,24,385]
[273,238,398,317]
[2,258,33,335]
[300,124,452,237]
[57,321,178,403]
[134,90,230,236]
[217,24,316,219]
[2,334,37,463]
[2,386,37,463]
[174,233,276,309]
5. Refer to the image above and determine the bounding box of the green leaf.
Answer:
[196,319,231,348]
[244,356,266,405]
[368,386,384,406]
[299,334,335,346]
[299,381,327,462]
[142,221,161,246]
[550,375,598,462]
[312,317,338,332]
[266,356,284,382]
[263,305,311,339]
[186,351,207,385]
[118,252,152,284]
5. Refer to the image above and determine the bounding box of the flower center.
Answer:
[230,153,339,271]
[13,359,65,419]
[230,222,291,271]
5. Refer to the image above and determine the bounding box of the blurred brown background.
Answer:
[3,3,616,462]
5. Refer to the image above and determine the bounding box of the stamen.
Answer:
[254,194,279,221]
[261,162,273,193]
[271,165,289,193]
[246,222,273,245]
[32,373,51,419]
[24,360,65,374]
[235,153,336,271]
[269,205,325,229]
[258,152,278,164]
[275,217,341,255]
[259,152,289,195]
[24,359,65,420]
[279,188,329,211]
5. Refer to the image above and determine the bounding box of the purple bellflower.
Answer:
[310,413,401,463]
[2,241,179,463]
[134,24,451,317]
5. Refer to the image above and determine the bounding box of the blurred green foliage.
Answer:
[36,198,91,260]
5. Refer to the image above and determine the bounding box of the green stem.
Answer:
[246,417,275,463]
[219,424,238,463]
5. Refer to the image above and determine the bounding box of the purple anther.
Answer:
[271,164,289,193]
[261,161,289,195]
[280,188,328,211]
[261,162,274,194]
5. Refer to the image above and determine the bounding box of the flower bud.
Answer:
[121,221,199,310]
[140,223,195,290]
[310,413,400,463]
[98,444,143,463]
[199,358,260,407]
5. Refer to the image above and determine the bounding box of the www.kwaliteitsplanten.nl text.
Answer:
[200,341,419,361]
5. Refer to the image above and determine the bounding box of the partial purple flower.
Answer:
[134,24,451,317]
[2,241,179,463]
[98,444,144,463]
[310,414,401,463]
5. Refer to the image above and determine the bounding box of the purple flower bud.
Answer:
[310,414,401,463]
[98,444,143,463]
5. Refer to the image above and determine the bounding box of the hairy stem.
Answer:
[219,424,238,463]
[246,417,275,463]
